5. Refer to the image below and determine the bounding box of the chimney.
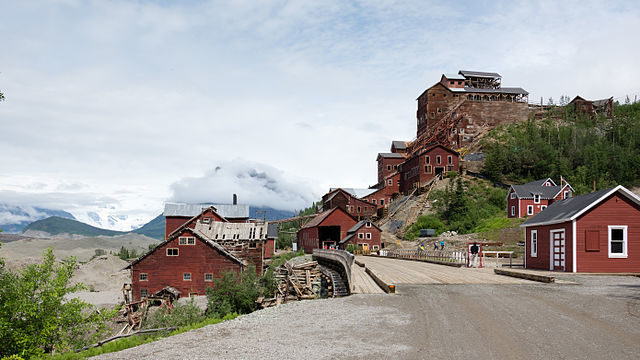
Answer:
[233,194,237,205]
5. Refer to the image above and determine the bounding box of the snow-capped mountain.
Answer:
[0,203,75,233]
[73,208,151,232]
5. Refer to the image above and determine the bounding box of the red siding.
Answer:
[400,146,459,193]
[264,238,275,259]
[340,226,382,250]
[377,157,404,184]
[506,190,520,218]
[575,194,640,272]
[131,230,242,301]
[525,222,573,271]
[518,198,552,218]
[297,209,357,253]
[165,216,191,238]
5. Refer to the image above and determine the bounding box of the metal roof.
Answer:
[521,186,640,227]
[443,73,466,80]
[378,152,405,159]
[526,178,556,186]
[459,70,501,78]
[267,223,278,238]
[511,184,562,199]
[163,202,250,218]
[346,220,381,233]
[391,140,407,150]
[329,187,378,199]
[449,87,529,95]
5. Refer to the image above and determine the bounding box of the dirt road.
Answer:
[93,274,640,360]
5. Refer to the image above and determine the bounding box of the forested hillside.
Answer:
[482,102,640,194]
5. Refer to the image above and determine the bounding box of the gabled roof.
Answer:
[511,185,562,199]
[164,202,250,219]
[521,185,640,228]
[459,70,501,78]
[329,187,378,199]
[450,87,528,95]
[442,73,466,80]
[125,227,244,269]
[347,220,382,233]
[302,207,355,229]
[267,223,278,238]
[526,178,556,186]
[592,97,613,107]
[391,140,407,150]
[377,152,405,160]
[166,205,228,239]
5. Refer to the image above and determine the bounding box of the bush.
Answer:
[0,248,115,358]
[404,215,446,241]
[143,298,205,329]
[345,244,355,254]
[205,267,261,318]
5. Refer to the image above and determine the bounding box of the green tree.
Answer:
[0,248,114,357]
[205,266,260,318]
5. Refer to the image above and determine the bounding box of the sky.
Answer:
[1,0,639,230]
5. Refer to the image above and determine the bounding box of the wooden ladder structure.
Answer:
[409,99,468,156]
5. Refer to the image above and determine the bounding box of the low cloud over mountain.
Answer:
[169,159,320,212]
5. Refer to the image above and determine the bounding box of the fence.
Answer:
[380,249,467,265]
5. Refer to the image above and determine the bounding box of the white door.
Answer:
[550,230,565,271]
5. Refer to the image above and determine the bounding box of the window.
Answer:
[527,205,533,215]
[366,221,371,228]
[449,81,454,85]
[249,242,257,249]
[608,226,628,258]
[183,273,192,281]
[425,165,432,174]
[541,205,547,211]
[511,206,515,216]
[533,194,540,204]
[388,179,393,186]
[431,112,435,118]
[205,273,213,282]
[140,289,148,298]
[585,230,600,251]
[366,233,372,239]
[380,199,385,206]
[372,199,376,204]
[437,107,442,113]
[373,245,379,250]
[179,236,195,245]
[531,230,537,257]
[458,81,462,85]
[139,273,148,281]
[357,206,361,213]
[564,191,570,199]
[510,192,516,199]
[387,165,391,171]
[202,217,210,224]
[393,165,398,170]
[436,155,441,165]
[358,233,364,239]
[447,155,452,164]
[447,165,454,171]
[425,156,430,164]
[167,248,179,256]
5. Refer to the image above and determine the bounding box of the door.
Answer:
[360,243,369,251]
[550,230,565,271]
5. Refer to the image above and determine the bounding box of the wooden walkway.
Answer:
[351,264,385,294]
[356,256,532,285]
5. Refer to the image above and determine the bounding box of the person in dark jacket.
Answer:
[469,242,480,268]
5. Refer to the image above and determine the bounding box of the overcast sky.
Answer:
[1,0,639,228]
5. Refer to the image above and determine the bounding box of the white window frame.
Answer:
[533,194,541,204]
[366,222,371,228]
[510,192,516,199]
[608,225,628,258]
[541,205,547,211]
[204,273,213,282]
[140,289,148,298]
[436,155,441,165]
[201,217,210,224]
[425,155,430,164]
[387,165,391,171]
[388,179,393,186]
[564,191,569,199]
[372,245,379,251]
[167,248,179,256]
[530,230,538,257]
[527,205,533,215]
[358,233,364,239]
[511,206,515,217]
[372,199,376,204]
[139,273,148,281]
[179,236,195,245]
[366,233,372,239]
[447,155,453,164]
[380,199,384,206]
[183,272,192,281]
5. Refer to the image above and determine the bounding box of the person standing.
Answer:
[469,242,480,268]
[433,241,438,250]
[440,240,445,251]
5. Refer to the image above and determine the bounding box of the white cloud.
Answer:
[169,159,322,211]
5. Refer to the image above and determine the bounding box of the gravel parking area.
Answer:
[93,275,640,360]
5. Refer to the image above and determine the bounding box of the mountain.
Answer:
[249,206,295,221]
[0,204,75,233]
[76,209,153,232]
[131,214,165,239]
[23,216,128,237]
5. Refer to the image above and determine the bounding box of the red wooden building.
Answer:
[297,207,357,253]
[399,144,459,193]
[163,202,250,238]
[362,172,401,211]
[521,185,640,273]
[127,227,247,301]
[506,178,574,218]
[568,96,614,118]
[377,153,405,184]
[338,220,382,252]
[322,188,377,220]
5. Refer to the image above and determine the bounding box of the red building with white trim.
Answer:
[506,178,574,218]
[521,185,640,273]
[338,220,382,252]
[297,207,357,253]
[399,144,459,193]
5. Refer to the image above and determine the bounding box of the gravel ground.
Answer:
[93,274,640,360]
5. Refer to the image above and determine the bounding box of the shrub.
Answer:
[404,215,446,241]
[143,298,205,329]
[205,267,260,318]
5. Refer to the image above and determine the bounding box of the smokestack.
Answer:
[233,194,237,205]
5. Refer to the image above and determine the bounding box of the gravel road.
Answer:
[93,275,640,360]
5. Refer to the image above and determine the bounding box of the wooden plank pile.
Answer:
[257,260,323,308]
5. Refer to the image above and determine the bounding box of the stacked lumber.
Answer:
[257,260,323,308]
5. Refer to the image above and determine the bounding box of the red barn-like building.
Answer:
[322,188,378,220]
[399,144,459,193]
[338,220,382,252]
[506,178,574,218]
[297,207,357,253]
[164,202,250,238]
[521,185,640,273]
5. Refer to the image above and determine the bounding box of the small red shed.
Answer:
[521,185,640,273]
[297,207,358,253]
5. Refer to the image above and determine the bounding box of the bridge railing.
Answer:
[312,249,354,293]
[380,249,467,265]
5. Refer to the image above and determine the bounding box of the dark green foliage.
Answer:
[116,246,138,260]
[0,249,114,358]
[205,267,260,318]
[346,244,356,253]
[276,202,319,250]
[483,103,640,192]
[143,298,205,329]
[404,215,446,241]
[23,216,126,237]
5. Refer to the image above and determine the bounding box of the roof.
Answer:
[346,220,381,233]
[458,70,501,78]
[329,187,378,199]
[302,207,355,229]
[125,227,244,269]
[377,152,405,159]
[511,184,563,199]
[267,223,278,238]
[339,233,356,245]
[443,73,466,80]
[592,98,613,107]
[449,87,529,95]
[526,178,556,186]
[163,202,250,218]
[521,185,640,227]
[391,140,407,150]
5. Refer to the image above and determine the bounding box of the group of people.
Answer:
[418,241,446,251]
